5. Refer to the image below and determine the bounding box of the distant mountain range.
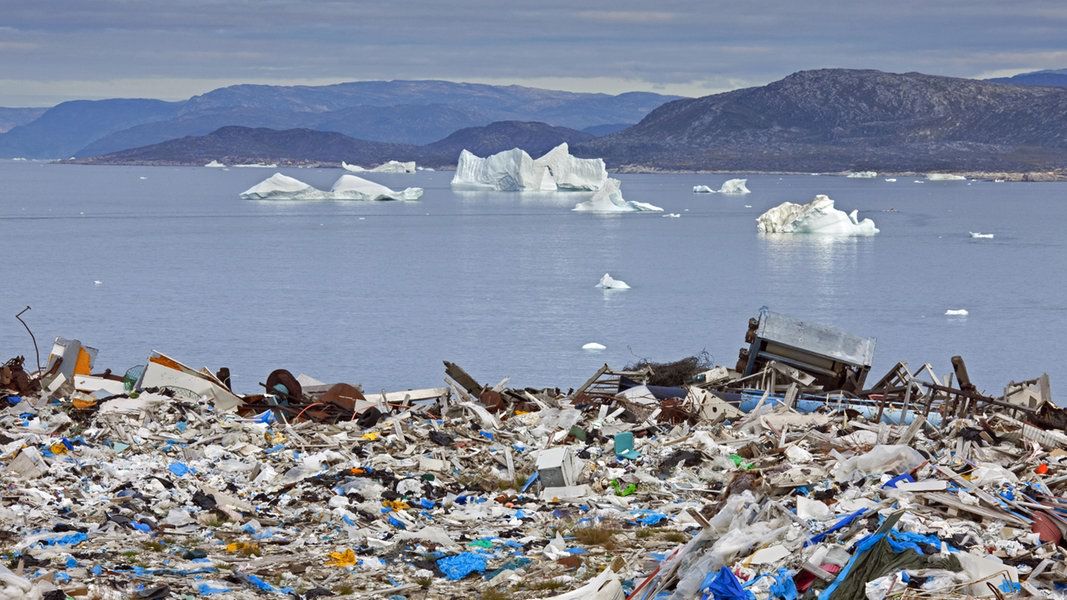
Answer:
[0,80,678,159]
[19,69,1067,173]
[576,69,1067,172]
[0,107,46,134]
[987,69,1067,88]
[77,121,594,167]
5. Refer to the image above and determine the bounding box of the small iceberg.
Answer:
[969,232,994,239]
[342,160,416,173]
[693,178,750,194]
[756,194,878,236]
[573,178,662,213]
[331,174,423,201]
[451,143,607,192]
[204,160,226,168]
[240,173,422,201]
[662,213,681,218]
[582,342,606,351]
[927,173,967,181]
[232,162,278,168]
[845,171,878,178]
[884,178,897,182]
[240,173,326,200]
[596,273,630,289]
[945,309,969,316]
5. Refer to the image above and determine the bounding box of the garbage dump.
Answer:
[2,309,1066,599]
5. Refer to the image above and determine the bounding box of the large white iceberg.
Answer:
[693,178,750,194]
[926,173,967,181]
[239,173,326,200]
[572,178,662,213]
[342,160,417,174]
[756,194,879,236]
[331,174,423,201]
[845,171,878,178]
[451,143,607,192]
[204,160,226,168]
[240,173,422,201]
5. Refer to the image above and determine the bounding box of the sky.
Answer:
[2,0,1067,106]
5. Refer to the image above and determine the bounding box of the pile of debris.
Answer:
[2,310,1065,599]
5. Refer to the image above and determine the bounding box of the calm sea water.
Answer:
[2,161,1065,399]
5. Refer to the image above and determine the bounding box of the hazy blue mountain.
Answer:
[988,69,1067,88]
[422,121,594,159]
[82,126,418,166]
[0,107,47,134]
[80,121,598,167]
[0,99,181,158]
[578,69,1067,172]
[582,123,633,136]
[1,80,680,158]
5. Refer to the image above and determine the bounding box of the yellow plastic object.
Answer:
[326,548,357,567]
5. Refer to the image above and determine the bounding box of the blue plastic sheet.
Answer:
[437,552,487,580]
[168,462,192,477]
[704,566,755,600]
[807,508,868,546]
[769,568,798,600]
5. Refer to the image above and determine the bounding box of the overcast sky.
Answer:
[2,0,1066,106]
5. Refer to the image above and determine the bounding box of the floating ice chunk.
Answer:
[343,160,416,173]
[93,280,103,286]
[693,178,750,194]
[969,232,994,239]
[241,173,422,201]
[884,178,897,182]
[845,171,878,178]
[596,273,630,289]
[945,309,969,316]
[232,162,278,168]
[662,213,681,218]
[756,194,878,236]
[582,342,606,351]
[204,160,226,168]
[139,176,147,180]
[451,144,606,192]
[927,173,967,181]
[717,178,750,194]
[744,204,753,208]
[240,173,327,200]
[573,178,662,213]
[330,174,423,201]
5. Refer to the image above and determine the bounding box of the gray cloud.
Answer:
[1,0,1065,106]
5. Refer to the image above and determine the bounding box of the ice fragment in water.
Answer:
[451,143,607,191]
[596,273,630,289]
[582,342,606,351]
[573,179,662,213]
[756,194,878,236]
[693,178,750,194]
[945,309,969,316]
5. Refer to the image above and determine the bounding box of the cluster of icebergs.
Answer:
[693,178,750,195]
[756,194,879,236]
[927,173,967,181]
[240,173,423,201]
[452,143,607,192]
[845,171,878,179]
[342,160,416,174]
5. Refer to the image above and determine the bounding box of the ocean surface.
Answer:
[2,161,1065,400]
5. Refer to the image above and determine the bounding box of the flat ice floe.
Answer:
[451,143,607,192]
[693,178,750,194]
[204,160,226,168]
[756,194,879,236]
[572,178,662,213]
[969,232,994,239]
[927,173,967,181]
[240,173,422,201]
[845,171,878,178]
[331,174,423,201]
[884,178,897,182]
[582,342,606,351]
[945,308,969,316]
[596,273,630,289]
[342,160,417,174]
[240,173,327,200]
[232,163,278,168]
